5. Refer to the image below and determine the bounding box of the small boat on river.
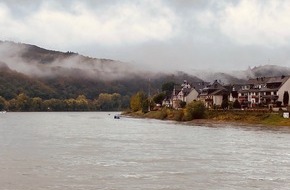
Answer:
[114,115,120,119]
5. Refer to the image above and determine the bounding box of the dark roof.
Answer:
[246,76,290,85]
[247,77,270,85]
[191,82,210,91]
[223,85,232,91]
[240,76,290,92]
[231,84,243,91]
[208,80,226,90]
[210,89,225,95]
[266,76,290,84]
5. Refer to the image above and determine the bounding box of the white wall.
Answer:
[213,95,223,106]
[185,89,199,104]
[278,78,290,104]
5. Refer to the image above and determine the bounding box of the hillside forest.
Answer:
[1,41,290,111]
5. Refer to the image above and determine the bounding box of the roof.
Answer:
[240,75,290,92]
[182,87,193,94]
[191,82,210,91]
[247,77,270,85]
[246,76,290,85]
[210,89,226,95]
[208,80,226,90]
[266,76,290,84]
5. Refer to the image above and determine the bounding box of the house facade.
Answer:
[238,76,290,107]
[171,80,201,109]
[166,75,290,110]
[199,80,228,108]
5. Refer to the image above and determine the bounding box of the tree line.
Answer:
[129,90,207,121]
[0,93,130,111]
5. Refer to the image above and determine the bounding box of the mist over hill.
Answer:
[243,65,290,78]
[0,41,204,99]
[1,41,290,100]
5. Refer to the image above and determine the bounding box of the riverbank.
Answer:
[123,109,290,127]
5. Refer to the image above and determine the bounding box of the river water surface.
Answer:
[1,112,290,190]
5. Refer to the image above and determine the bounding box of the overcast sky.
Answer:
[1,0,290,72]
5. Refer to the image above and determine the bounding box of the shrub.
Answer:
[233,99,241,109]
[153,93,165,105]
[173,110,184,121]
[179,101,186,108]
[142,99,149,113]
[221,99,229,110]
[186,101,206,120]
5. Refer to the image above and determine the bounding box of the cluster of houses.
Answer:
[164,75,290,109]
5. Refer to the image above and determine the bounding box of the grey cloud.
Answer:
[0,0,289,73]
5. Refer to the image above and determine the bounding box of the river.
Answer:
[1,112,290,190]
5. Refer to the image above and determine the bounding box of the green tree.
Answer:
[121,95,130,109]
[153,93,165,105]
[111,93,122,110]
[185,101,206,120]
[142,98,150,113]
[162,82,175,97]
[283,91,289,106]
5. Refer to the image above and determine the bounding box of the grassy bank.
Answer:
[123,109,290,127]
[206,110,290,126]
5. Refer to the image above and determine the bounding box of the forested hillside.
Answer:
[1,41,290,111]
[0,41,204,110]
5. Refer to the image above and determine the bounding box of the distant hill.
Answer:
[244,65,290,78]
[0,62,56,99]
[1,41,290,101]
[193,65,290,85]
[0,41,204,100]
[193,71,246,85]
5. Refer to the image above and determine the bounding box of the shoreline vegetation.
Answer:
[126,91,290,127]
[123,108,290,127]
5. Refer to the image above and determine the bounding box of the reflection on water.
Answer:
[1,112,290,190]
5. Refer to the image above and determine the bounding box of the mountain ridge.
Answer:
[1,41,290,100]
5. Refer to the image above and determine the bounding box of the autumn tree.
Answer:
[130,91,147,112]
[16,93,30,111]
[94,93,122,111]
[75,95,89,111]
[43,99,65,111]
[30,97,43,111]
[0,96,6,110]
